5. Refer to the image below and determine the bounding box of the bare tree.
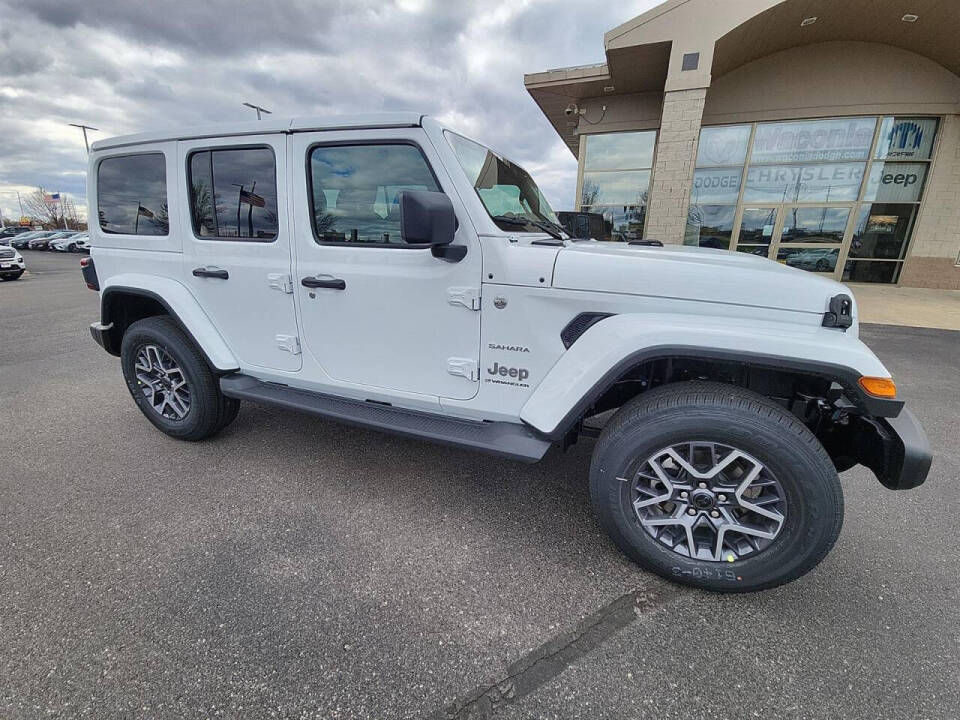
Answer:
[19,189,85,230]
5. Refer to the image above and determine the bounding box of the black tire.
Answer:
[120,316,239,441]
[1,271,23,281]
[590,382,843,593]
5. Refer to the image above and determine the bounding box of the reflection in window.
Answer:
[738,208,778,245]
[583,132,656,171]
[308,144,439,244]
[581,205,646,242]
[849,204,916,260]
[581,171,651,206]
[580,131,656,240]
[685,205,736,250]
[189,148,278,240]
[744,164,865,203]
[97,154,168,236]
[446,131,558,232]
[780,207,850,244]
[779,247,839,273]
[843,260,901,284]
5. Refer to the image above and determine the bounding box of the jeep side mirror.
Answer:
[397,190,466,262]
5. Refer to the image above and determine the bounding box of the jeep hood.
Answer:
[552,242,846,315]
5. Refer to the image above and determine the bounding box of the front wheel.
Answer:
[590,382,843,592]
[120,316,239,441]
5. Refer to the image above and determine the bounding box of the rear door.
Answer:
[179,135,300,372]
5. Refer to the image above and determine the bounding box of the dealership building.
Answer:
[525,0,960,288]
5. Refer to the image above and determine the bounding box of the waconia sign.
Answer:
[751,118,877,164]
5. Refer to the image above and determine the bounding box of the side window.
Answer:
[188,147,278,240]
[97,154,168,235]
[308,144,440,244]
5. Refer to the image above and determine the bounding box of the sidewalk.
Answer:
[852,283,960,331]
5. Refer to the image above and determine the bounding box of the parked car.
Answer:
[29,231,75,250]
[0,244,26,280]
[11,231,50,249]
[0,226,34,239]
[51,232,89,252]
[783,248,838,272]
[83,114,931,593]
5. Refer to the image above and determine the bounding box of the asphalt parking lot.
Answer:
[2,251,958,719]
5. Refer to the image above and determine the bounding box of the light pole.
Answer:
[68,123,99,153]
[242,102,272,120]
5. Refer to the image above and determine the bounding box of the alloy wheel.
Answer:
[134,344,191,421]
[623,442,786,562]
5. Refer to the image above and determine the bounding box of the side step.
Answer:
[220,375,552,463]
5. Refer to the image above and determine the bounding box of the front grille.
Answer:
[0,248,15,259]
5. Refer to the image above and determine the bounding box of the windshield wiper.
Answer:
[491,215,565,241]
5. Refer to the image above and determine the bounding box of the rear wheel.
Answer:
[589,382,843,592]
[120,316,239,440]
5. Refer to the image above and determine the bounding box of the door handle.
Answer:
[192,267,229,280]
[301,276,346,290]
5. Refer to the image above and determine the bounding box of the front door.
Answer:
[179,135,300,372]
[290,129,481,401]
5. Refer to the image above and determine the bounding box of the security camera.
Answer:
[564,104,579,117]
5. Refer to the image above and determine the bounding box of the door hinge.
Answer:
[448,286,481,311]
[447,357,479,382]
[276,334,301,355]
[268,273,294,294]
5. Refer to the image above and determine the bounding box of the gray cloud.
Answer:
[0,0,658,222]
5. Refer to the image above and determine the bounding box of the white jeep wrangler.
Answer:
[83,114,931,592]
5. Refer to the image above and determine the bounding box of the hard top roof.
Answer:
[90,112,424,151]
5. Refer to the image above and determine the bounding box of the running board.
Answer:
[220,375,552,463]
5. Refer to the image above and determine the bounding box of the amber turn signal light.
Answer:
[858,376,897,398]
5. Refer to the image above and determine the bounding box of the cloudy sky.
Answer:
[0,0,658,223]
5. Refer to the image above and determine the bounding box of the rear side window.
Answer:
[97,154,168,235]
[188,147,278,241]
[308,144,440,245]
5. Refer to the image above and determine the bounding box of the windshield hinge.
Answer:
[448,286,481,311]
[268,273,294,294]
[447,357,478,382]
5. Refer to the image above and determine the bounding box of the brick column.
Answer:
[645,88,707,245]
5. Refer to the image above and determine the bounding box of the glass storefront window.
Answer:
[750,117,877,163]
[849,204,917,260]
[863,162,928,203]
[843,260,901,284]
[677,115,939,282]
[685,205,736,250]
[582,205,646,242]
[580,131,657,240]
[778,247,840,273]
[743,163,865,203]
[780,207,850,244]
[691,168,743,204]
[738,208,778,245]
[875,117,938,160]
[581,170,651,206]
[584,132,656,171]
[696,125,751,167]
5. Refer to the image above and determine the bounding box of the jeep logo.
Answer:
[487,362,529,382]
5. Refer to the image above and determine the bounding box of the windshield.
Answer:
[445,131,560,233]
